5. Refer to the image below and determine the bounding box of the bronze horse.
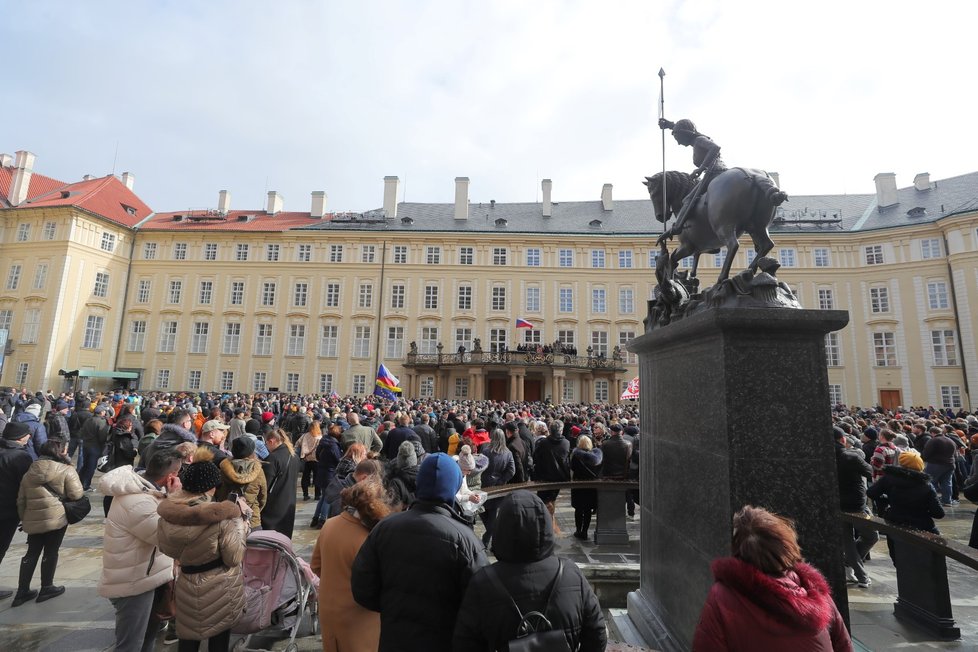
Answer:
[644,169,787,283]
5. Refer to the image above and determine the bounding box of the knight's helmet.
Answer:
[673,119,698,135]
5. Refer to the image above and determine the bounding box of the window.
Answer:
[43,222,56,240]
[424,284,439,310]
[457,285,472,310]
[229,281,244,305]
[352,374,367,395]
[491,286,506,311]
[779,248,796,267]
[266,244,279,262]
[187,370,202,391]
[591,331,609,357]
[358,283,373,309]
[712,249,725,268]
[618,330,636,364]
[361,245,376,263]
[619,287,634,314]
[828,384,843,405]
[198,280,213,304]
[287,324,306,356]
[425,247,441,265]
[814,248,830,268]
[329,244,343,263]
[221,371,235,392]
[455,377,469,398]
[557,330,576,348]
[489,328,507,353]
[319,373,334,394]
[941,386,963,409]
[173,243,187,260]
[320,325,338,357]
[559,249,574,268]
[156,369,170,389]
[235,244,249,261]
[22,308,41,344]
[128,320,146,352]
[492,247,508,265]
[869,287,889,313]
[421,326,440,355]
[591,288,606,313]
[253,372,267,393]
[873,332,897,366]
[525,287,541,312]
[261,281,276,307]
[559,287,573,313]
[931,330,958,366]
[746,250,756,267]
[143,243,158,259]
[921,238,941,259]
[591,250,606,268]
[648,249,659,268]
[594,379,609,403]
[168,280,182,304]
[817,288,834,310]
[136,280,151,303]
[293,282,308,307]
[100,232,116,252]
[680,256,693,269]
[204,243,218,260]
[32,263,48,290]
[223,323,241,355]
[91,271,109,298]
[419,377,434,398]
[296,244,311,262]
[390,283,405,309]
[353,326,371,358]
[927,281,949,310]
[459,247,474,265]
[562,379,575,402]
[6,264,21,290]
[392,245,407,264]
[454,328,472,352]
[618,250,633,269]
[0,309,11,334]
[386,326,404,358]
[825,333,841,366]
[285,373,299,393]
[83,315,104,349]
[255,324,273,355]
[865,245,883,265]
[325,283,340,308]
[523,329,542,345]
[190,322,209,354]
[526,248,541,267]
[158,321,177,353]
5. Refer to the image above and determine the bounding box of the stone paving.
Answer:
[2,477,978,651]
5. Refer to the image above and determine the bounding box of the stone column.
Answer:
[469,370,479,400]
[508,369,521,402]
[552,370,565,404]
[626,308,849,652]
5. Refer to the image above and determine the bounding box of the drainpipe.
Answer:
[942,232,970,402]
[371,240,387,384]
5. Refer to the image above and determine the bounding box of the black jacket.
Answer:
[532,433,570,483]
[67,406,92,438]
[452,491,607,652]
[261,444,299,537]
[413,424,439,454]
[352,500,488,652]
[506,435,529,484]
[836,442,872,512]
[0,439,33,520]
[79,414,110,448]
[867,465,945,533]
[922,435,956,466]
[599,435,632,480]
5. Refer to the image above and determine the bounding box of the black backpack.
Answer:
[483,559,572,652]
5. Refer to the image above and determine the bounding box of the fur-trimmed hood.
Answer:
[157,491,241,526]
[711,557,834,633]
[881,464,932,485]
[220,457,262,484]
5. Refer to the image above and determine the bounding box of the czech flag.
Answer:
[515,318,535,329]
[373,364,402,399]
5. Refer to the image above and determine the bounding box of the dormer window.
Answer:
[494,218,508,227]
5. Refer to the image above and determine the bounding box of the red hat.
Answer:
[261,411,274,423]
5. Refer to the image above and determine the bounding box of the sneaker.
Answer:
[36,585,65,603]
[948,500,961,506]
[857,578,872,589]
[162,623,179,645]
[845,568,858,584]
[11,589,38,607]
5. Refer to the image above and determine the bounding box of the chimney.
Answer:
[9,150,36,207]
[83,174,94,181]
[914,172,930,191]
[310,191,327,219]
[217,190,231,214]
[542,179,553,217]
[454,177,469,220]
[383,176,399,219]
[121,172,135,190]
[601,183,613,211]
[769,171,780,187]
[0,153,12,167]
[874,172,898,208]
[266,191,283,215]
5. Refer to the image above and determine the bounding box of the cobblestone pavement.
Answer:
[1,477,977,651]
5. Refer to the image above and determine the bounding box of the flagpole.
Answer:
[658,68,667,235]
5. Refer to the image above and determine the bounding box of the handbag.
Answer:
[483,559,572,652]
[44,484,92,525]
[152,579,176,620]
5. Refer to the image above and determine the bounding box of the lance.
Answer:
[658,68,667,236]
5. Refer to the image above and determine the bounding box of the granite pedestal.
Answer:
[595,488,631,545]
[626,307,850,651]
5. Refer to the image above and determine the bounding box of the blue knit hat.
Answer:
[415,453,462,504]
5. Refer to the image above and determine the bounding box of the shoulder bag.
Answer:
[483,559,572,652]
[44,483,92,525]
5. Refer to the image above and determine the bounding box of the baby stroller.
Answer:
[231,530,319,652]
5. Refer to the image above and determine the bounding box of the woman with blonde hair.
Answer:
[570,435,602,541]
[296,418,323,501]
[692,505,851,651]
[260,428,299,537]
[311,478,392,652]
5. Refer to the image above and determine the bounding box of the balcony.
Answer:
[404,343,627,373]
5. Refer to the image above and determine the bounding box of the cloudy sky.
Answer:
[4,1,975,213]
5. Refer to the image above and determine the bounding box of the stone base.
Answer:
[627,589,684,652]
[594,488,630,545]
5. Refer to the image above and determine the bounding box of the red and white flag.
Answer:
[515,318,534,329]
[621,376,639,400]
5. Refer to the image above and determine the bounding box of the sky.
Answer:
[4,1,976,214]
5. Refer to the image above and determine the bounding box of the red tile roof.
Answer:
[23,175,153,228]
[0,165,68,207]
[141,209,331,232]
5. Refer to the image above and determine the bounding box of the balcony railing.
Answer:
[404,349,626,371]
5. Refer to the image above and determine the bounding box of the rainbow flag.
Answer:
[515,318,535,329]
[373,364,402,399]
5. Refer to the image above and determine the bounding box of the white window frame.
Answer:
[287,324,306,356]
[255,324,273,356]
[353,325,371,358]
[526,248,541,267]
[319,324,338,357]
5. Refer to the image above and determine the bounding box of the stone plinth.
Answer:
[626,307,850,651]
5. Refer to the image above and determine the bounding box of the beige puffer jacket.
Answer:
[17,457,84,534]
[215,457,267,528]
[98,466,174,599]
[157,492,248,640]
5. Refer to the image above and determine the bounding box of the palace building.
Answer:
[1,150,977,409]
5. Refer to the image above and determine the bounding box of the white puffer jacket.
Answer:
[98,466,174,599]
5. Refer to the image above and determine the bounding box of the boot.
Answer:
[36,585,65,603]
[11,589,38,607]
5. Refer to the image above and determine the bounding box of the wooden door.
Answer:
[487,378,508,402]
[524,379,542,402]
[879,389,902,412]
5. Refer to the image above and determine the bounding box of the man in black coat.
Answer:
[0,422,34,599]
[835,426,877,588]
[922,427,958,506]
[381,413,420,461]
[599,424,632,480]
[453,490,607,651]
[78,406,111,490]
[532,420,571,531]
[352,453,487,652]
[412,413,438,454]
